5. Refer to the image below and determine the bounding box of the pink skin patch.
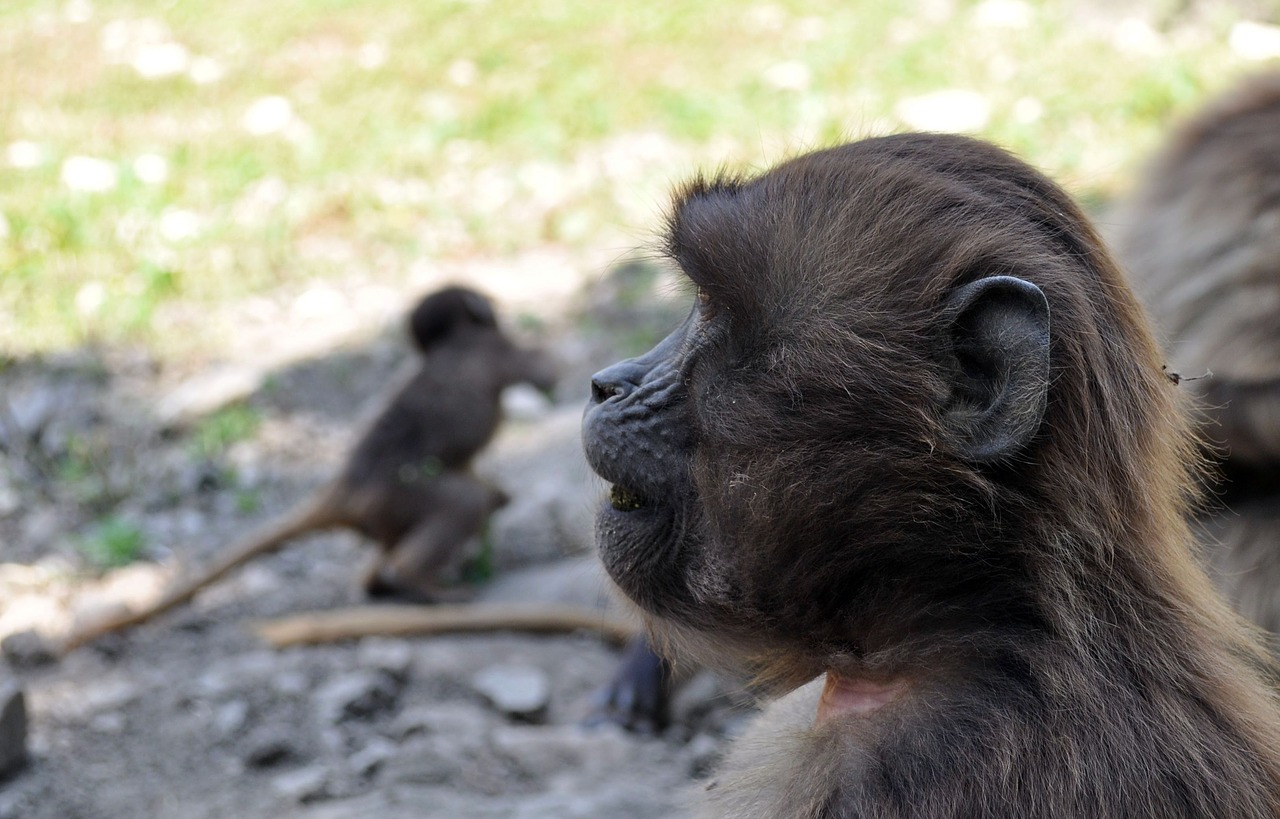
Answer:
[815,671,906,725]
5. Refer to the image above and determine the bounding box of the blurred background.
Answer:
[1,1,1278,817]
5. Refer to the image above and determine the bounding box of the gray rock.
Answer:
[0,679,27,777]
[472,664,550,722]
[379,738,464,786]
[272,764,330,803]
[0,630,57,669]
[88,711,126,734]
[475,555,615,611]
[348,736,396,777]
[214,699,250,737]
[489,723,632,780]
[355,638,413,682]
[273,670,311,696]
[313,670,399,724]
[390,702,491,740]
[244,727,301,768]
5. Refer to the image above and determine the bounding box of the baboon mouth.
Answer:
[609,484,649,512]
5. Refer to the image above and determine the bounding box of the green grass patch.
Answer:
[78,515,147,567]
[189,404,262,458]
[0,0,1266,356]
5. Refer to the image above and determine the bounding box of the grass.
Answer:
[189,404,262,459]
[0,0,1269,356]
[78,514,146,567]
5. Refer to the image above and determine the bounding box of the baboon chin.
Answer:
[583,134,1280,817]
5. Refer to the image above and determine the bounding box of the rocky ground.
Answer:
[0,265,752,818]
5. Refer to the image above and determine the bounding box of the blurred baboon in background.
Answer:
[64,286,557,652]
[1113,72,1280,635]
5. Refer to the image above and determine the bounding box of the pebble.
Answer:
[347,736,396,777]
[312,670,399,725]
[489,723,631,780]
[0,630,57,669]
[379,738,463,786]
[244,727,300,768]
[213,699,250,737]
[271,764,329,803]
[355,638,413,681]
[472,664,550,722]
[390,702,491,740]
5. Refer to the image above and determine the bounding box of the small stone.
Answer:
[214,699,249,737]
[0,630,57,669]
[390,702,491,740]
[273,670,311,696]
[472,664,550,722]
[313,670,399,724]
[356,638,413,682]
[0,679,27,777]
[89,711,126,734]
[244,727,300,768]
[380,738,462,786]
[489,723,631,780]
[348,736,396,777]
[271,764,329,803]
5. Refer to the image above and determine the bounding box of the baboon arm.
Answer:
[252,603,637,647]
[60,495,337,653]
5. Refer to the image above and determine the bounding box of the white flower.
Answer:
[132,41,189,79]
[188,56,225,85]
[1230,21,1280,61]
[895,89,991,133]
[762,61,812,92]
[65,0,93,24]
[1012,97,1044,125]
[158,208,201,243]
[447,59,478,87]
[973,0,1032,29]
[61,155,119,193]
[242,96,296,135]
[132,153,169,185]
[7,141,47,169]
[356,43,387,71]
[75,281,108,317]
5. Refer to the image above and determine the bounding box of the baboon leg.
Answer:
[364,474,501,603]
[586,635,673,733]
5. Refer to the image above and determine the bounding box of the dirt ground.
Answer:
[0,265,750,818]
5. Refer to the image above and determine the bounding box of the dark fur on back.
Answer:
[1114,72,1280,472]
[1113,72,1280,638]
[612,135,1280,816]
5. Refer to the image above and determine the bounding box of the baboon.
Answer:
[63,286,556,652]
[582,135,1280,816]
[1113,71,1280,634]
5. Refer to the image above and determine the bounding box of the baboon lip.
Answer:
[608,484,649,512]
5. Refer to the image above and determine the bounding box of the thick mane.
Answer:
[665,135,1280,794]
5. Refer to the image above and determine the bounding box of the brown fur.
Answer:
[63,286,555,653]
[1113,71,1280,635]
[582,134,1280,817]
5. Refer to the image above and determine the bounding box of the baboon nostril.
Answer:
[591,378,618,403]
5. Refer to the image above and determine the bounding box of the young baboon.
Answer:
[582,135,1280,816]
[1113,71,1280,634]
[63,286,556,652]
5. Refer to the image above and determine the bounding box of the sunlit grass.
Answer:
[0,0,1270,355]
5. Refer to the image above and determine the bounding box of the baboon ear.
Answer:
[942,276,1050,463]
